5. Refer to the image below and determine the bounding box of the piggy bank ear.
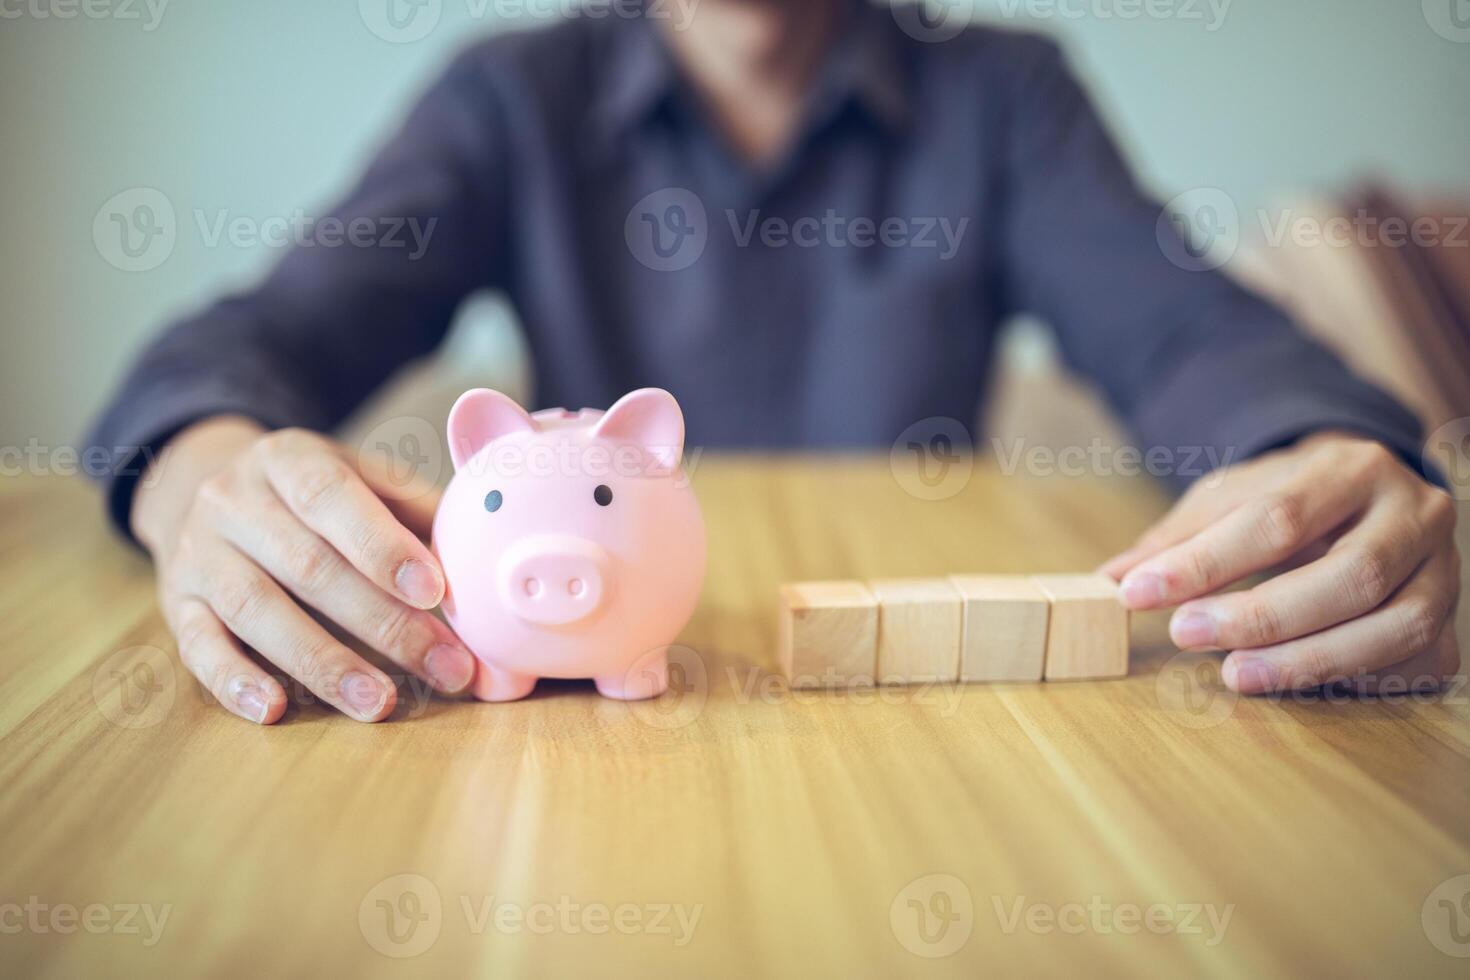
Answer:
[592,388,686,473]
[447,388,536,472]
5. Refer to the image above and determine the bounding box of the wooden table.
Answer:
[2,460,1467,979]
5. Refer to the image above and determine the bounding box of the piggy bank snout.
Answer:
[498,535,609,626]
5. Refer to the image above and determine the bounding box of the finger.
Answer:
[256,429,445,609]
[1118,477,1371,610]
[351,444,443,540]
[1169,492,1448,649]
[183,544,398,721]
[216,487,475,694]
[171,596,288,724]
[1098,488,1234,580]
[1347,622,1460,696]
[1221,548,1459,694]
[1098,543,1164,582]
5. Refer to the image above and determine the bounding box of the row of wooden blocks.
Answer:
[777,574,1129,687]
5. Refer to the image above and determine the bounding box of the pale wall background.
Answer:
[2,0,1469,452]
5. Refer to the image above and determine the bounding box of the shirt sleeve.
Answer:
[83,50,511,539]
[993,37,1431,488]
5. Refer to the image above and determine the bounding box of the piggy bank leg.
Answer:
[594,649,669,701]
[470,661,538,702]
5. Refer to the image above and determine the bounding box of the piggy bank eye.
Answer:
[593,484,613,507]
[484,490,503,512]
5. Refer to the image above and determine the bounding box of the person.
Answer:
[86,0,1460,724]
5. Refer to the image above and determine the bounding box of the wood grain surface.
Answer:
[1,459,1467,979]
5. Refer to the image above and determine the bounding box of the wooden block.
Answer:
[869,579,962,685]
[948,575,1049,683]
[777,581,878,688]
[1032,574,1130,680]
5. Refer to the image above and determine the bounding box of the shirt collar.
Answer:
[590,1,913,155]
[589,7,680,144]
[807,1,913,135]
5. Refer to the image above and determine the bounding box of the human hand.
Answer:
[131,416,473,724]
[1101,433,1461,695]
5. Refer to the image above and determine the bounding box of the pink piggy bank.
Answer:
[432,387,705,702]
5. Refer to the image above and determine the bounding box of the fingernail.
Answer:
[1171,608,1217,648]
[341,671,388,717]
[425,644,475,693]
[395,559,443,609]
[1225,655,1278,694]
[232,680,272,724]
[1119,570,1166,607]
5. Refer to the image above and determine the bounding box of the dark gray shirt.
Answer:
[87,2,1428,533]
